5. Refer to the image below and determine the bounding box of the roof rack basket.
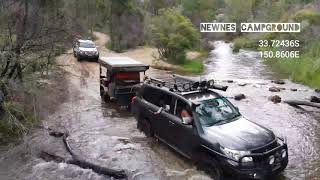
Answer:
[146,75,228,92]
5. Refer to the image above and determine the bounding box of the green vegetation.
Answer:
[0,101,38,144]
[233,37,257,52]
[176,60,204,74]
[294,9,320,25]
[105,41,113,50]
[265,40,320,88]
[150,8,200,64]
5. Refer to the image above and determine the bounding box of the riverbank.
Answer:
[104,33,206,74]
[230,7,320,88]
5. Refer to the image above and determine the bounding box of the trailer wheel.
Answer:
[100,87,110,101]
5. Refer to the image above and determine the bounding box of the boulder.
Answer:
[269,87,281,92]
[315,89,320,93]
[227,80,234,83]
[310,96,320,103]
[234,94,246,101]
[271,80,285,85]
[290,88,298,91]
[268,95,282,103]
[238,82,247,86]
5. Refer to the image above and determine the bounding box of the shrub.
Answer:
[233,36,256,52]
[294,10,320,25]
[150,8,200,64]
[177,60,204,74]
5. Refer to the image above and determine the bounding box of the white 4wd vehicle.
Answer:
[73,39,99,61]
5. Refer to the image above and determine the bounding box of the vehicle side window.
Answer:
[142,87,159,105]
[143,87,173,113]
[175,99,192,119]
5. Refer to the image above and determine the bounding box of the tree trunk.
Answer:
[284,100,320,109]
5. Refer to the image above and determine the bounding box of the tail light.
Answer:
[131,96,137,104]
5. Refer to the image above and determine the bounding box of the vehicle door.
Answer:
[139,87,173,139]
[167,98,199,157]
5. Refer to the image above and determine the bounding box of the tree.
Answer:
[181,0,218,26]
[224,0,255,24]
[109,0,144,52]
[150,8,200,64]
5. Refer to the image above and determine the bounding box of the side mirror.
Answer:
[235,106,239,111]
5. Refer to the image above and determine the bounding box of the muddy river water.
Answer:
[1,40,320,180]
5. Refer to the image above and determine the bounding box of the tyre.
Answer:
[100,87,104,97]
[100,87,110,101]
[195,152,223,180]
[139,118,153,137]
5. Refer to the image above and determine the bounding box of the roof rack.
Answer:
[146,75,228,93]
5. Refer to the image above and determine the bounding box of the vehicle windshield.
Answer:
[194,97,241,126]
[80,42,95,48]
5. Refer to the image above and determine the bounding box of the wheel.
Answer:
[195,152,223,180]
[136,115,143,131]
[100,87,110,101]
[100,87,104,97]
[139,118,153,137]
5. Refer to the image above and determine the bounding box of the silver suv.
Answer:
[73,39,99,61]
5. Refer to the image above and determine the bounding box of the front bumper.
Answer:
[219,138,288,179]
[78,53,99,59]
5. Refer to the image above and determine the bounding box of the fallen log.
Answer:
[283,100,320,108]
[62,134,127,179]
[41,129,127,179]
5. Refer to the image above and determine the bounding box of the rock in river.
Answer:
[310,96,320,103]
[238,82,247,86]
[269,95,282,103]
[234,94,246,101]
[272,80,285,85]
[269,87,281,92]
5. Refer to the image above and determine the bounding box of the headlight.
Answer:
[281,149,287,158]
[269,155,275,165]
[220,147,252,162]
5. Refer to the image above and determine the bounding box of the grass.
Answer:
[175,59,204,74]
[105,41,113,50]
[263,40,320,88]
